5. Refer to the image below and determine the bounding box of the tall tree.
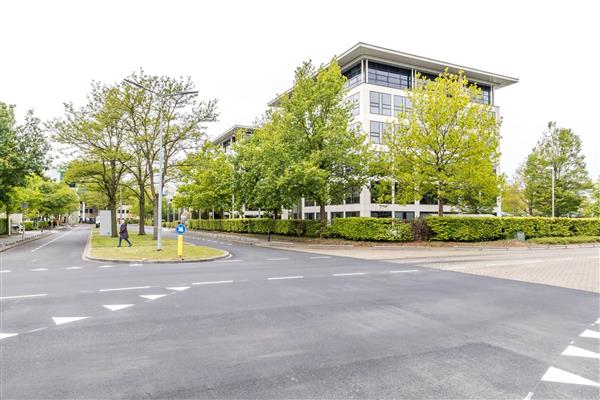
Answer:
[522,122,591,216]
[387,70,501,216]
[14,175,79,221]
[120,70,217,238]
[582,176,600,217]
[0,103,50,215]
[54,84,129,237]
[273,59,372,224]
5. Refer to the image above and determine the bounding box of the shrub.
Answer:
[0,218,7,235]
[425,216,600,242]
[330,218,413,241]
[38,221,49,230]
[23,221,37,231]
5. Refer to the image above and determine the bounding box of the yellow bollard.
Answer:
[177,235,183,258]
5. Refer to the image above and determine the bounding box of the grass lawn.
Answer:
[90,229,226,261]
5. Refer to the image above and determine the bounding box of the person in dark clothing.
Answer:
[118,219,132,247]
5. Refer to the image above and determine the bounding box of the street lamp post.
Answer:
[546,166,555,218]
[124,79,198,250]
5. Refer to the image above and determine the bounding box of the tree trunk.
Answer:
[138,185,145,235]
[152,193,158,240]
[437,195,444,216]
[109,199,118,237]
[319,203,327,224]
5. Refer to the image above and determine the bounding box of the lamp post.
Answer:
[124,79,198,250]
[546,166,555,218]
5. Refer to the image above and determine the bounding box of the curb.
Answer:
[0,231,54,253]
[82,231,230,264]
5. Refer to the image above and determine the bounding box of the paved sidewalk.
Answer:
[0,230,54,252]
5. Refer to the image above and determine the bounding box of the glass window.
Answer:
[304,198,315,207]
[343,63,362,89]
[345,211,360,218]
[304,212,315,220]
[394,211,415,220]
[371,211,392,218]
[345,187,361,204]
[369,121,391,144]
[368,62,411,89]
[331,211,344,220]
[394,95,412,115]
[349,122,361,133]
[370,91,391,116]
[347,93,360,117]
[472,84,491,104]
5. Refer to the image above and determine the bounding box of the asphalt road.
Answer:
[1,226,598,399]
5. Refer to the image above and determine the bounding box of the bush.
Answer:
[23,221,37,231]
[425,217,600,242]
[330,218,413,241]
[38,221,49,230]
[0,218,8,235]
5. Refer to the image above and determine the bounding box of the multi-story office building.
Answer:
[213,42,518,221]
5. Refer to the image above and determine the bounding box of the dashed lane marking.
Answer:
[216,259,242,263]
[541,366,600,387]
[0,270,11,273]
[579,329,600,339]
[390,269,419,273]
[268,276,303,280]
[140,294,167,301]
[266,258,290,261]
[0,293,48,300]
[103,304,134,311]
[27,327,47,333]
[52,316,89,326]
[129,263,143,267]
[562,345,600,359]
[192,280,234,285]
[523,392,534,400]
[31,268,48,271]
[333,272,366,277]
[98,265,115,268]
[65,267,82,270]
[309,256,331,259]
[0,333,19,340]
[99,286,153,292]
[31,230,72,253]
[165,286,190,291]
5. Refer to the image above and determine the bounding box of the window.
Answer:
[304,198,316,207]
[393,95,412,115]
[347,92,360,117]
[371,211,392,218]
[331,212,344,220]
[369,121,391,144]
[472,85,491,104]
[343,63,362,89]
[304,212,315,220]
[345,187,361,204]
[349,122,361,133]
[394,211,415,220]
[370,91,391,116]
[345,211,360,218]
[368,61,411,89]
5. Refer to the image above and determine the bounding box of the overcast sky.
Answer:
[2,0,598,178]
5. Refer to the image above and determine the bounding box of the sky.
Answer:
[2,0,599,179]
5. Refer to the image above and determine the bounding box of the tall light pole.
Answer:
[546,166,555,218]
[124,79,198,250]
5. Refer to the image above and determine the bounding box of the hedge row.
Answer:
[0,219,7,235]
[330,218,413,241]
[426,217,600,242]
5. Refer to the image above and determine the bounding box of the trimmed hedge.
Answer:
[24,221,37,231]
[330,218,413,241]
[0,218,7,235]
[426,217,600,242]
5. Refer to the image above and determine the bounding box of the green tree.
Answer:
[387,70,501,216]
[272,59,372,224]
[582,176,600,217]
[523,122,591,216]
[0,103,50,216]
[502,169,528,216]
[14,175,79,221]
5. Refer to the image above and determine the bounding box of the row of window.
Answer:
[304,187,361,207]
[304,211,360,220]
[370,91,412,116]
[304,211,415,220]
[342,62,491,104]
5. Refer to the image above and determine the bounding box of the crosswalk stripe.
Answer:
[562,345,600,359]
[580,329,600,339]
[542,366,600,387]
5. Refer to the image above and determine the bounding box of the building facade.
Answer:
[213,43,518,221]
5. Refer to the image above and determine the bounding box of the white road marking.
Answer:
[52,316,89,326]
[266,258,290,261]
[0,270,11,273]
[140,294,167,301]
[580,329,600,339]
[594,318,599,324]
[65,267,82,270]
[390,269,419,273]
[31,230,72,252]
[0,293,48,300]
[129,263,143,267]
[0,333,19,340]
[523,392,534,400]
[562,345,600,359]
[165,286,190,291]
[98,265,115,268]
[333,272,366,277]
[99,286,153,292]
[31,268,48,271]
[541,366,600,387]
[268,276,303,280]
[309,256,331,259]
[216,259,242,263]
[192,280,233,285]
[103,304,134,311]
[27,327,47,333]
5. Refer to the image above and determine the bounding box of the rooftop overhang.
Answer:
[268,42,519,107]
[210,124,253,145]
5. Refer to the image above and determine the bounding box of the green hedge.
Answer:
[191,218,323,237]
[0,219,7,235]
[330,218,413,241]
[426,217,600,242]
[24,221,37,231]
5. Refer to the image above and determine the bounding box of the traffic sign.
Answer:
[176,223,186,235]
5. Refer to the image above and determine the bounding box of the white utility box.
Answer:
[98,210,112,236]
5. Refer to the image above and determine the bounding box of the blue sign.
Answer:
[176,223,187,235]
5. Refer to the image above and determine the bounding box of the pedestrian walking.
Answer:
[118,219,132,247]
